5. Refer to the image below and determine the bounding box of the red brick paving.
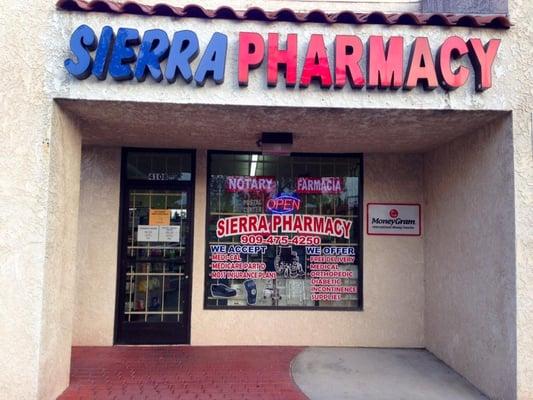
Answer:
[59,346,308,400]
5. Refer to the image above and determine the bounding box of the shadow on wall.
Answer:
[422,0,508,14]
[423,113,516,400]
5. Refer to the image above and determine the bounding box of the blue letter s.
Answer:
[64,25,97,80]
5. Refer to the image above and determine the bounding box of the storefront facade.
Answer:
[0,0,532,399]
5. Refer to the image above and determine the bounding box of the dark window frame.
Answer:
[114,147,196,345]
[203,150,364,312]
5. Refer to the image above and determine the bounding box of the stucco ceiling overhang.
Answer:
[56,0,511,29]
[57,99,507,153]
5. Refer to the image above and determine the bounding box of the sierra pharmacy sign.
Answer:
[65,25,500,92]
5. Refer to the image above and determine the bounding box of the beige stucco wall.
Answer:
[190,152,425,346]
[512,6,533,398]
[0,100,82,399]
[424,116,516,400]
[0,2,52,398]
[72,146,121,346]
[74,150,425,347]
[37,106,83,400]
[0,2,83,398]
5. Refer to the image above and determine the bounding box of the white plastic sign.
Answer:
[367,203,421,236]
[137,225,181,242]
[159,225,181,242]
[137,225,159,242]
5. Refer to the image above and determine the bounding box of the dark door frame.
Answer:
[114,148,196,345]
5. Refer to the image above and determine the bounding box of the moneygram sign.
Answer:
[65,25,500,92]
[367,203,421,236]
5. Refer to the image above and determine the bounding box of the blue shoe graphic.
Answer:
[211,283,237,298]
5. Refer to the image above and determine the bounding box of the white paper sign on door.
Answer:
[137,225,160,242]
[367,203,421,236]
[159,225,181,242]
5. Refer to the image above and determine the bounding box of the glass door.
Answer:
[115,150,194,344]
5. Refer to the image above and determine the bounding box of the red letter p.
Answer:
[238,32,265,86]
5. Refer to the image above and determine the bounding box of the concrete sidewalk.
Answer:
[291,348,488,400]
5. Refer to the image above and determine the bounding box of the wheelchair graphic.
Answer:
[274,246,305,279]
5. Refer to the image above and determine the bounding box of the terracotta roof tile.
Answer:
[56,0,511,29]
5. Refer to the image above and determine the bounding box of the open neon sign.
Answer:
[266,194,301,214]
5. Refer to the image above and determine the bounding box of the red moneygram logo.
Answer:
[389,209,399,218]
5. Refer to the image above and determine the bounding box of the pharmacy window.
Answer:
[205,151,363,310]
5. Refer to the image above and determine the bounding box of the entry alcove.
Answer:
[58,99,515,400]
